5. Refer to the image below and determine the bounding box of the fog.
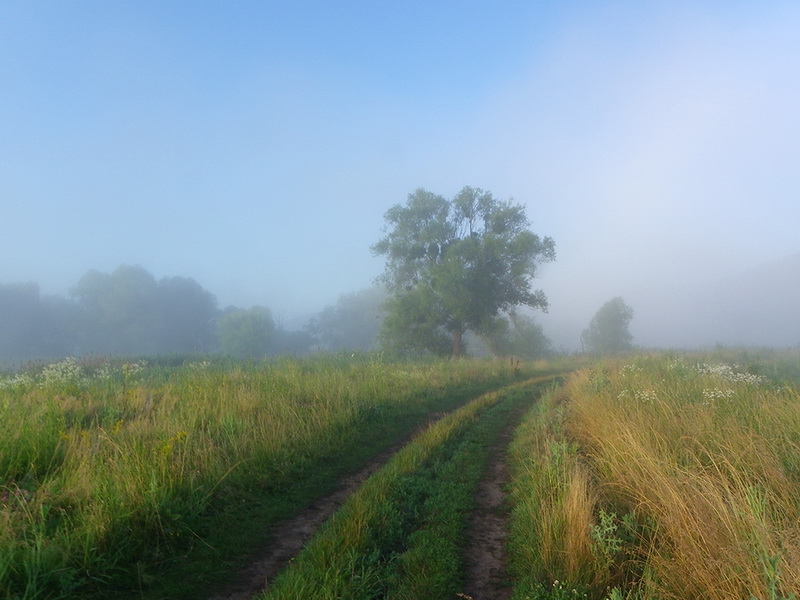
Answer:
[2,2,800,357]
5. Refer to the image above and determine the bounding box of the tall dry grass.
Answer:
[510,354,800,600]
[508,387,604,597]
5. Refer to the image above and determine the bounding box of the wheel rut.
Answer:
[206,412,448,600]
[460,402,530,600]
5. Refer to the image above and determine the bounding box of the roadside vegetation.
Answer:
[508,350,800,600]
[0,354,539,600]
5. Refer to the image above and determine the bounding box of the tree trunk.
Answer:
[452,326,463,357]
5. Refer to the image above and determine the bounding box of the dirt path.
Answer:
[206,413,447,600]
[460,403,529,600]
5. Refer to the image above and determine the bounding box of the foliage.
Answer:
[0,283,80,364]
[581,297,634,354]
[0,266,316,365]
[480,311,554,358]
[372,186,555,356]
[71,265,219,355]
[218,306,276,358]
[271,327,315,356]
[307,286,386,352]
[379,283,453,357]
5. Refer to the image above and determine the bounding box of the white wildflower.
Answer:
[634,389,657,403]
[0,373,35,390]
[122,361,147,379]
[695,362,766,385]
[94,365,113,381]
[620,364,642,376]
[668,358,687,370]
[702,388,735,400]
[40,357,83,385]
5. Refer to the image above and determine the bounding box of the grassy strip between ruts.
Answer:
[259,375,559,600]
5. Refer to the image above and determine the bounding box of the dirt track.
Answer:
[206,414,447,600]
[206,397,527,600]
[459,404,528,600]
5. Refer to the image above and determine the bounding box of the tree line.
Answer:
[0,265,314,365]
[2,186,635,365]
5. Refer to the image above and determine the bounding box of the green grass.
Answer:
[0,354,543,600]
[385,379,560,600]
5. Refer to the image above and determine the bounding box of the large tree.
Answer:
[372,187,555,356]
[72,265,161,355]
[154,276,219,353]
[581,297,634,354]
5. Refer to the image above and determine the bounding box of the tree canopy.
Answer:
[71,265,218,355]
[581,296,635,354]
[0,265,316,365]
[372,186,555,356]
[479,311,554,359]
[0,283,79,363]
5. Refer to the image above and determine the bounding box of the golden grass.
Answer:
[510,354,800,600]
[575,358,800,599]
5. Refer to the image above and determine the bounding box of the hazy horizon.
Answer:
[4,2,800,351]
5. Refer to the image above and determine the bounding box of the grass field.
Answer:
[2,350,799,600]
[0,354,549,599]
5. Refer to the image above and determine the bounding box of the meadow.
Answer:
[259,375,559,599]
[0,354,542,599]
[2,350,799,600]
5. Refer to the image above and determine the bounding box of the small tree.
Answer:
[480,312,554,359]
[372,186,555,357]
[581,297,634,354]
[307,287,386,352]
[218,306,275,358]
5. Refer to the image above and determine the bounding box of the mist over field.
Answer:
[2,2,800,357]
[539,253,800,350]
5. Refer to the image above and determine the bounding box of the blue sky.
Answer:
[3,1,800,346]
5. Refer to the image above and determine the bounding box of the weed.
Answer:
[752,554,798,600]
[590,510,623,569]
